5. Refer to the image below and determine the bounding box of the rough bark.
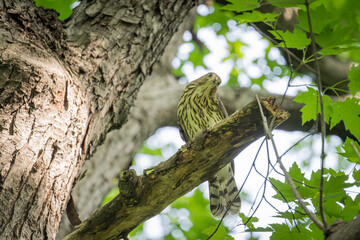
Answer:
[0,2,87,239]
[0,0,198,239]
[63,97,289,240]
[56,9,197,236]
[326,213,360,240]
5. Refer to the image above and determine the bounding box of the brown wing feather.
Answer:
[178,121,189,143]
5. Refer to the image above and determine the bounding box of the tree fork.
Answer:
[63,97,290,240]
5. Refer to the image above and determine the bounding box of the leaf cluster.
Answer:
[34,0,77,20]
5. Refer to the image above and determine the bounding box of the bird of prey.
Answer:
[177,72,241,218]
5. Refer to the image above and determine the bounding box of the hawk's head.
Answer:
[189,72,222,97]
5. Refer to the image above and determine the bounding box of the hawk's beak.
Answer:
[213,76,221,86]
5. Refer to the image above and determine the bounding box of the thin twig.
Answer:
[305,0,328,230]
[247,141,271,215]
[253,155,297,213]
[267,156,316,189]
[350,141,360,160]
[265,139,300,231]
[280,130,316,158]
[255,95,325,231]
[265,21,294,131]
[289,84,318,88]
[234,139,300,231]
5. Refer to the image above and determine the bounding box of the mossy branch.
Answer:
[63,97,290,240]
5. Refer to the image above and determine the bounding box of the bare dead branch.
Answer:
[63,97,289,240]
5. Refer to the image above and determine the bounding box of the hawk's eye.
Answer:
[207,73,213,78]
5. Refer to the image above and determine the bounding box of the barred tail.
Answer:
[209,164,241,218]
[209,178,225,218]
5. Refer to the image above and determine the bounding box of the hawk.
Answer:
[177,72,241,218]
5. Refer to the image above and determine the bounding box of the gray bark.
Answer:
[0,0,198,239]
[326,213,360,240]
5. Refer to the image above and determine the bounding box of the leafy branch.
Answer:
[256,95,325,230]
[304,0,328,230]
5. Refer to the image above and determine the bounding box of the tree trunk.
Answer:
[0,0,198,239]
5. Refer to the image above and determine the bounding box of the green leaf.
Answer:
[267,0,305,8]
[270,224,316,240]
[309,222,325,239]
[228,41,245,58]
[339,138,360,164]
[239,213,259,229]
[188,42,210,68]
[171,189,224,239]
[353,168,360,183]
[269,224,305,240]
[195,2,233,35]
[34,0,76,20]
[270,177,295,202]
[269,28,311,50]
[322,0,360,30]
[348,65,360,95]
[289,162,305,182]
[341,195,360,221]
[348,49,360,62]
[234,11,279,24]
[202,226,228,240]
[321,46,360,56]
[227,74,239,86]
[330,98,360,140]
[221,0,259,12]
[316,25,358,50]
[324,170,350,196]
[293,87,333,125]
[101,187,119,206]
[297,6,331,34]
[274,211,295,222]
[323,198,342,218]
[138,144,162,156]
[245,227,273,232]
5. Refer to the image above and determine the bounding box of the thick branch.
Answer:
[63,97,289,240]
[326,213,360,240]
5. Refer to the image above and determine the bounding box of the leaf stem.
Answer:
[305,0,328,231]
